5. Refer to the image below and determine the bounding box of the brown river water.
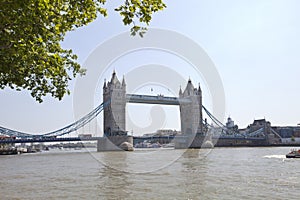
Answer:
[0,147,299,200]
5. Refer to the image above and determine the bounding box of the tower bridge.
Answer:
[0,70,206,150]
[0,70,273,151]
[101,71,204,150]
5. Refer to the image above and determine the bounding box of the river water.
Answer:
[1,147,299,200]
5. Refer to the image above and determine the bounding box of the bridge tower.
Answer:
[103,70,127,136]
[99,71,132,151]
[177,79,204,148]
[179,79,203,135]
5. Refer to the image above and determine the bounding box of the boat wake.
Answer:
[263,155,286,159]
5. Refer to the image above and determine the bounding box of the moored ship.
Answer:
[0,135,18,155]
[0,148,18,155]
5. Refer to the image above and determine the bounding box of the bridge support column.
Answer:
[175,133,213,149]
[97,136,133,151]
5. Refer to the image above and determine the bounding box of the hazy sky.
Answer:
[1,0,300,136]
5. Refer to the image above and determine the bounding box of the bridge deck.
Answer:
[0,137,101,144]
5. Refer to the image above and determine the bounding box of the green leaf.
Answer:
[0,0,166,102]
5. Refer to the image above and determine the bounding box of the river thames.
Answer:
[1,147,299,199]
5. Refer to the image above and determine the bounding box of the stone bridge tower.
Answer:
[176,79,204,148]
[179,79,203,135]
[103,71,127,136]
[99,71,132,151]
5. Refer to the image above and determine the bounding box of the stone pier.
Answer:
[97,136,133,151]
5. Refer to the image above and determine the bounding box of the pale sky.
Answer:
[1,0,300,136]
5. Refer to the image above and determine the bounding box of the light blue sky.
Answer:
[1,0,300,136]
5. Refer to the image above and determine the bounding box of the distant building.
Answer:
[225,117,238,134]
[238,119,300,144]
[155,129,180,136]
[247,119,271,132]
[143,129,180,137]
[272,126,300,143]
[78,134,92,139]
[226,117,234,128]
[237,119,280,144]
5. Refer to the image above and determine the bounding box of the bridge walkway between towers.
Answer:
[126,94,191,105]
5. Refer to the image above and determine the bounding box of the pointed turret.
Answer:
[111,70,120,84]
[183,78,195,97]
[108,70,122,90]
[179,86,182,96]
[197,83,202,95]
[122,75,126,87]
[103,79,107,89]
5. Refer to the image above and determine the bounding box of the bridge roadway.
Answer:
[0,136,176,144]
[0,135,266,144]
[0,137,100,144]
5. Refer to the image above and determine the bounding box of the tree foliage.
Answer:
[0,0,166,102]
